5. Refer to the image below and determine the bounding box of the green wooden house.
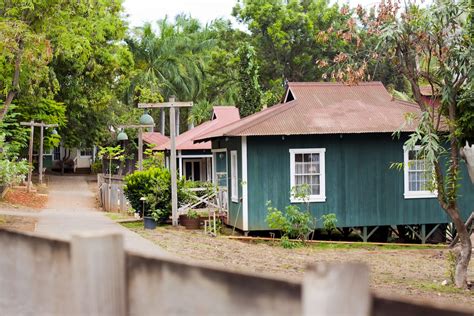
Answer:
[195,82,474,242]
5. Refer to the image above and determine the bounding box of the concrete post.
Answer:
[71,232,126,316]
[303,263,371,316]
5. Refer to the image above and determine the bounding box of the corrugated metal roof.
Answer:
[195,82,423,141]
[155,106,240,151]
[142,132,169,150]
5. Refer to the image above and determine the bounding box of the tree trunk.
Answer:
[449,209,472,288]
[0,39,24,122]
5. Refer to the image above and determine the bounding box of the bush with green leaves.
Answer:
[123,167,192,220]
[0,134,29,187]
[266,201,314,242]
[321,213,338,235]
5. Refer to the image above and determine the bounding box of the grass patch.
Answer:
[246,238,443,250]
[120,221,143,229]
[416,282,473,295]
[105,212,133,221]
[308,242,439,251]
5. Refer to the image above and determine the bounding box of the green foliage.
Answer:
[0,134,29,187]
[266,201,314,242]
[123,167,190,220]
[142,146,164,170]
[1,0,133,150]
[280,236,301,249]
[187,209,199,219]
[188,100,213,126]
[98,145,124,161]
[90,160,103,174]
[321,213,337,233]
[236,43,263,117]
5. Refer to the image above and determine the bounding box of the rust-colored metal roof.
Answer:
[155,106,240,151]
[142,132,169,150]
[195,82,423,141]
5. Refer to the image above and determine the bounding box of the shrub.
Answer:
[123,167,191,220]
[322,213,338,235]
[0,134,29,187]
[142,146,165,170]
[266,201,314,242]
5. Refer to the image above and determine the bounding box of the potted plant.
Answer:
[144,209,166,230]
[180,210,201,230]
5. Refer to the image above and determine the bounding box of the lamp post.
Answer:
[138,97,193,226]
[116,110,155,171]
[20,121,59,191]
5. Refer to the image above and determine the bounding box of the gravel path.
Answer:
[31,175,170,258]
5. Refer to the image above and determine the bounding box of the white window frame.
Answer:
[403,145,437,199]
[290,148,326,203]
[79,148,93,157]
[230,150,239,202]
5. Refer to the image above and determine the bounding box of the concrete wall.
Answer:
[126,253,301,315]
[0,228,471,316]
[0,230,73,315]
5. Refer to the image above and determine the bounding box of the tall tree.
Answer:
[236,43,263,117]
[1,0,133,152]
[326,0,473,288]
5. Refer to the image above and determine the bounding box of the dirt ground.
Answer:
[0,215,37,232]
[2,188,47,209]
[124,223,474,310]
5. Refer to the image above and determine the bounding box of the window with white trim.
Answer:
[403,146,437,199]
[230,150,238,202]
[290,148,326,202]
[80,148,93,157]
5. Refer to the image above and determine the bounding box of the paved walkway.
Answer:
[32,175,170,258]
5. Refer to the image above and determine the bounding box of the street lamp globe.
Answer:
[117,130,129,141]
[139,111,154,126]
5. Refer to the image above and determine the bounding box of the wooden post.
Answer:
[71,232,126,316]
[39,125,44,184]
[27,123,34,192]
[170,97,178,226]
[303,263,371,316]
[178,150,183,178]
[138,98,192,227]
[138,127,143,171]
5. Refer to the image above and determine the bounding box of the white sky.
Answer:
[122,0,385,28]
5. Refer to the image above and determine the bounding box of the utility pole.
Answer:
[138,97,193,226]
[20,121,58,192]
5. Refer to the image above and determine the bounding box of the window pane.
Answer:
[295,175,303,186]
[296,162,303,174]
[312,184,320,195]
[303,154,311,162]
[295,154,303,162]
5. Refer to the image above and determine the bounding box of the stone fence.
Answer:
[0,228,470,316]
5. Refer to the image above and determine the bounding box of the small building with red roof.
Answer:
[143,106,240,182]
[194,82,474,239]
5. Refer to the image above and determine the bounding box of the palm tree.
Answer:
[126,16,215,103]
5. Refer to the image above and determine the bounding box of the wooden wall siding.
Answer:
[245,134,474,231]
[213,137,244,230]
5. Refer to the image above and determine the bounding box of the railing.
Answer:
[0,228,471,316]
[178,186,229,216]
